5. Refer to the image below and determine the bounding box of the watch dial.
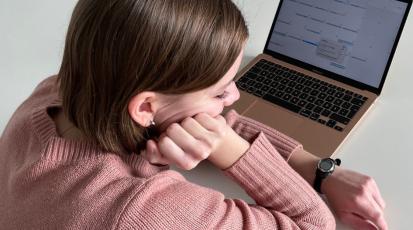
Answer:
[320,160,334,171]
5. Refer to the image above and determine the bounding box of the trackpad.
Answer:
[243,101,304,138]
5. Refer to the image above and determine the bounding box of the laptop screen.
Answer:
[266,0,409,89]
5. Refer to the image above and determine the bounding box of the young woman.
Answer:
[0,0,386,229]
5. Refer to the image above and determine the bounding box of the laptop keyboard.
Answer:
[236,59,368,132]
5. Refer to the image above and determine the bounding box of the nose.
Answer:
[223,81,240,107]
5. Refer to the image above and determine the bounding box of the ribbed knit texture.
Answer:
[0,76,335,229]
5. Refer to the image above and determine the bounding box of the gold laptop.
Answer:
[228,0,411,158]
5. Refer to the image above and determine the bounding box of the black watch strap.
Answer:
[313,173,325,193]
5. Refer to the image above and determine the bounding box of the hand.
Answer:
[141,113,235,170]
[323,167,387,230]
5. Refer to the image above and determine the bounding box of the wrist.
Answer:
[207,127,250,170]
[321,166,342,194]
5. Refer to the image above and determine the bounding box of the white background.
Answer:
[1,1,413,229]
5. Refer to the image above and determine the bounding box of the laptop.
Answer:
[228,0,411,158]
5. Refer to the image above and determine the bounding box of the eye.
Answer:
[216,91,229,100]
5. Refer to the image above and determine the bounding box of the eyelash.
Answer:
[216,91,229,100]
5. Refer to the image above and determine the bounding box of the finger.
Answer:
[366,195,388,230]
[158,135,198,170]
[339,212,377,230]
[355,195,388,230]
[145,139,170,165]
[180,117,210,140]
[193,113,225,132]
[369,179,386,209]
[165,123,209,160]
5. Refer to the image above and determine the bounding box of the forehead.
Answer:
[211,50,244,91]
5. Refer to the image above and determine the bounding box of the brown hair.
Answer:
[58,0,249,154]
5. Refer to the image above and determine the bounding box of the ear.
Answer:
[128,91,158,127]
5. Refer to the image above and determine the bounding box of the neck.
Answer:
[50,108,85,139]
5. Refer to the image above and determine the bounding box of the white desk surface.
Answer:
[1,1,412,229]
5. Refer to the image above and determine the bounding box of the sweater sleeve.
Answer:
[225,109,302,161]
[116,133,335,230]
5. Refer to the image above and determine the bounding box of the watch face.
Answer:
[319,159,334,172]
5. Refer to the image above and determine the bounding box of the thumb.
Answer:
[145,139,170,166]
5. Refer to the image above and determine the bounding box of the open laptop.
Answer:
[229,0,411,158]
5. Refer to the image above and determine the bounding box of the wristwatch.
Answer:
[313,158,341,194]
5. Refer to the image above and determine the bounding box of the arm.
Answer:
[123,131,335,229]
[227,109,387,230]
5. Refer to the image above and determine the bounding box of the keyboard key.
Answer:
[342,94,352,101]
[347,109,357,119]
[305,103,315,110]
[354,93,363,99]
[300,109,312,117]
[307,96,316,103]
[339,109,349,117]
[312,83,321,90]
[237,82,246,89]
[330,113,350,125]
[263,79,272,85]
[292,90,301,97]
[322,110,331,117]
[270,82,278,88]
[335,126,344,132]
[335,92,344,98]
[323,102,332,109]
[250,67,261,74]
[315,99,324,106]
[345,90,354,95]
[275,91,284,98]
[285,87,293,93]
[310,90,319,96]
[303,87,312,93]
[318,119,327,125]
[268,88,277,95]
[277,84,286,91]
[291,97,299,104]
[319,86,328,92]
[351,98,365,106]
[310,113,320,120]
[254,82,263,89]
[283,94,292,101]
[288,81,297,87]
[299,93,309,100]
[333,99,343,106]
[327,89,336,95]
[263,94,301,113]
[298,100,307,107]
[256,76,265,82]
[295,84,304,90]
[342,102,351,109]
[351,105,360,111]
[327,120,337,128]
[337,87,345,92]
[247,86,256,93]
[331,105,340,112]
[318,93,327,99]
[261,85,270,92]
[326,96,334,102]
[314,106,323,114]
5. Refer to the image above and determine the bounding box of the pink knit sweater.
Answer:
[0,76,335,229]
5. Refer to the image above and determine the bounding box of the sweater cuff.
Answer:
[223,132,320,207]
